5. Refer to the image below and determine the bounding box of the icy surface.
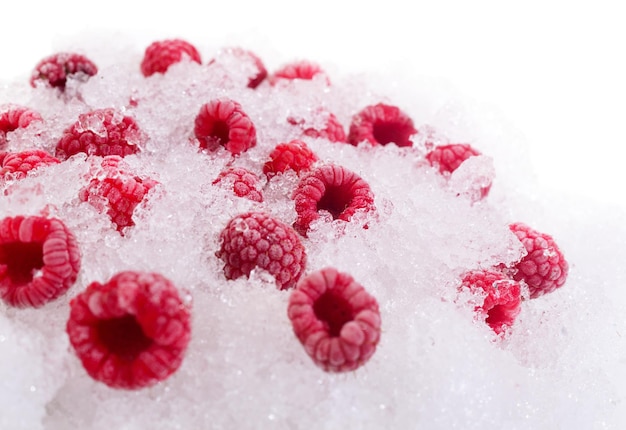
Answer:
[1,38,626,429]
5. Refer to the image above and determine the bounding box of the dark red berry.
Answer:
[30,53,98,89]
[0,215,81,308]
[66,271,191,389]
[141,39,202,77]
[288,267,381,372]
[0,105,43,147]
[194,99,257,156]
[426,144,491,199]
[271,61,327,84]
[208,47,267,89]
[288,112,346,143]
[1,150,60,180]
[263,140,318,180]
[347,103,417,147]
[213,167,263,202]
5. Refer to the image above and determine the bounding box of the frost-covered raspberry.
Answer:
[66,271,191,390]
[263,140,318,180]
[509,223,568,299]
[0,105,43,147]
[288,267,381,372]
[213,167,263,202]
[194,99,257,156]
[292,164,375,236]
[288,112,346,143]
[271,60,328,84]
[209,47,267,89]
[30,53,98,89]
[0,215,81,308]
[460,270,522,335]
[141,39,202,77]
[56,108,146,160]
[347,103,417,147]
[0,150,60,180]
[216,212,306,290]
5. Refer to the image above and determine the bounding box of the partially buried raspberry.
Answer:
[347,103,417,147]
[208,47,267,89]
[0,105,43,147]
[216,212,306,290]
[1,150,60,180]
[288,112,346,143]
[287,267,381,372]
[0,215,81,308]
[66,271,191,390]
[460,270,522,335]
[194,98,256,155]
[213,167,263,202]
[271,60,328,84]
[509,223,568,299]
[263,140,318,180]
[30,52,98,89]
[292,164,375,236]
[141,39,202,77]
[56,108,146,160]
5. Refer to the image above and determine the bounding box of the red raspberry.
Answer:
[288,112,346,143]
[30,52,98,89]
[1,150,60,180]
[347,103,417,147]
[56,108,145,160]
[208,47,267,89]
[460,270,522,335]
[0,105,43,147]
[292,164,375,236]
[509,223,568,299]
[271,60,327,84]
[0,215,81,308]
[216,212,306,290]
[66,271,191,390]
[263,140,318,180]
[79,156,156,233]
[140,39,202,77]
[287,267,381,372]
[194,99,257,156]
[212,167,263,202]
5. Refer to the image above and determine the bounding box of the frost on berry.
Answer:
[288,267,381,372]
[213,167,264,202]
[509,223,569,299]
[271,61,328,85]
[141,39,202,77]
[0,215,81,308]
[66,271,191,389]
[208,47,268,89]
[30,52,98,90]
[287,112,346,143]
[194,99,257,156]
[0,105,43,147]
[292,164,375,236]
[348,103,417,147]
[459,270,522,335]
[56,108,146,160]
[216,212,307,290]
[263,140,318,180]
[0,150,60,180]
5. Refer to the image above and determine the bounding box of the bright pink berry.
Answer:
[460,270,522,335]
[288,112,346,143]
[141,39,202,77]
[216,212,306,290]
[0,105,43,147]
[208,47,267,89]
[30,53,98,89]
[1,150,60,180]
[263,140,318,179]
[194,99,257,156]
[287,267,381,372]
[66,271,191,390]
[271,60,327,84]
[292,164,375,236]
[213,167,263,202]
[0,215,81,308]
[347,103,417,147]
[509,223,568,299]
[56,108,145,160]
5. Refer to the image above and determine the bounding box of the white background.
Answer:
[1,0,625,209]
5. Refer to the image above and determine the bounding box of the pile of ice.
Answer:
[1,37,625,429]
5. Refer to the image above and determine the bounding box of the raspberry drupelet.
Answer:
[194,99,257,156]
[347,103,417,147]
[141,39,202,77]
[0,150,60,180]
[263,140,318,180]
[287,267,381,372]
[66,271,191,390]
[30,53,98,89]
[287,112,346,143]
[208,47,268,89]
[216,212,306,290]
[0,215,81,308]
[213,167,264,202]
[271,60,328,84]
[0,105,43,147]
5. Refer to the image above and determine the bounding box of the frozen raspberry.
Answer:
[426,144,491,199]
[347,103,417,147]
[0,105,43,147]
[141,39,202,77]
[79,156,156,233]
[460,270,522,335]
[263,140,318,180]
[194,99,257,156]
[0,150,60,180]
[66,271,191,390]
[216,212,306,290]
[30,53,98,89]
[509,223,568,299]
[209,47,267,89]
[56,108,145,160]
[0,215,81,308]
[213,167,263,202]
[292,164,375,236]
[288,267,381,372]
[288,112,346,143]
[271,60,327,84]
